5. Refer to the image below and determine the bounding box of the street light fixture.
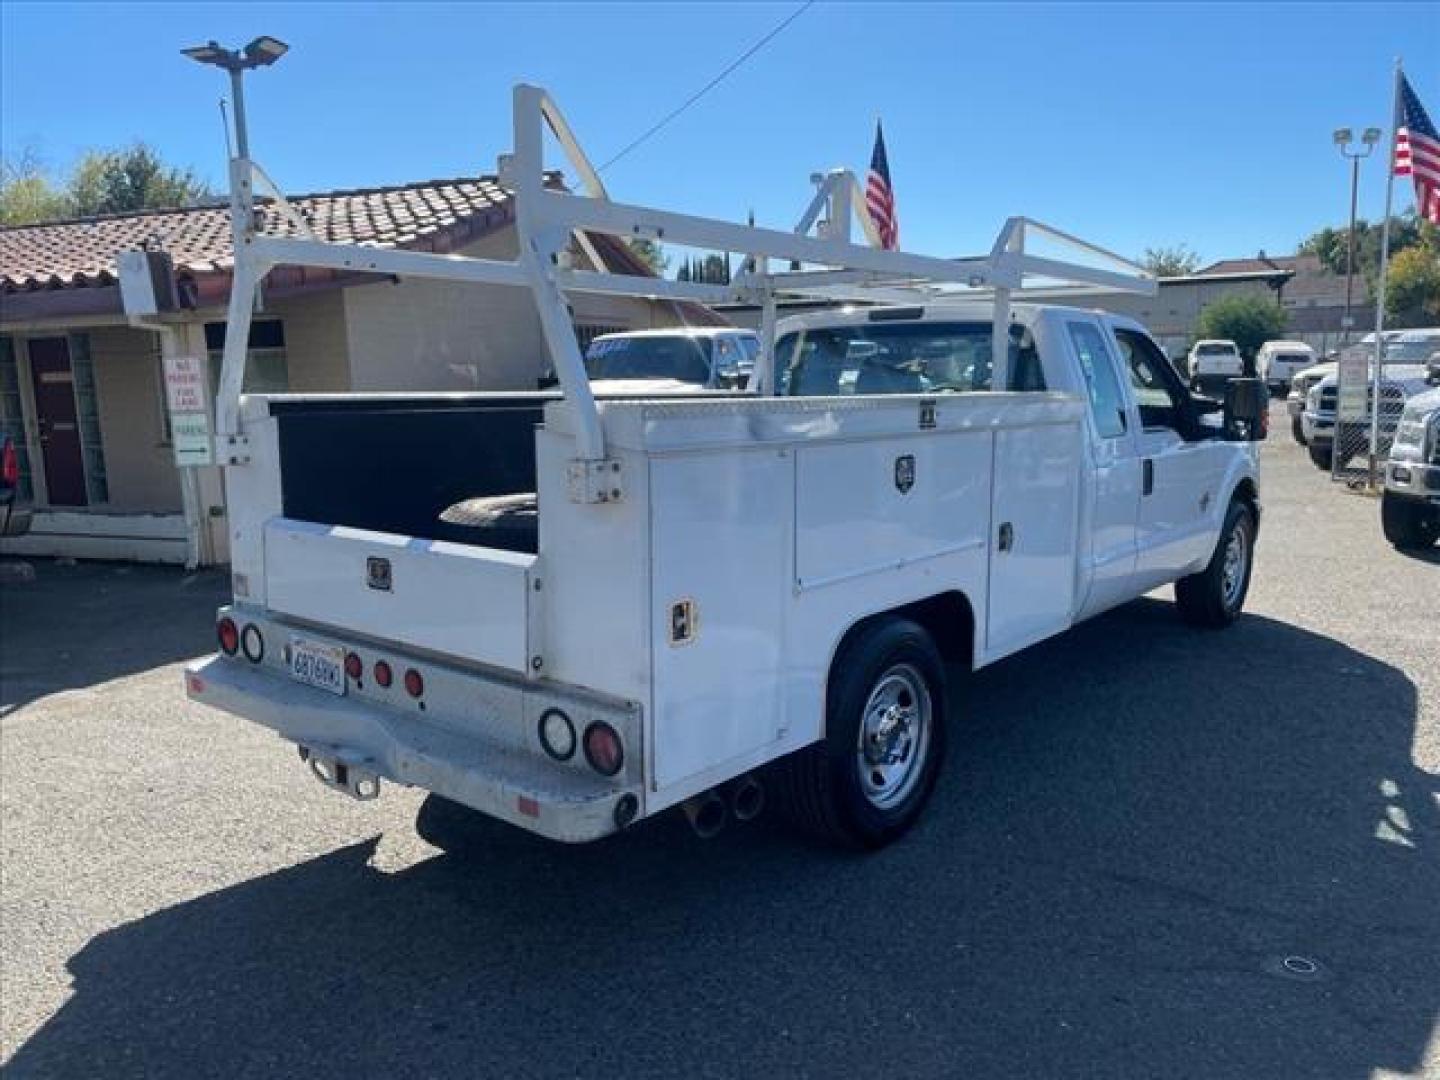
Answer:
[1333,124,1379,345]
[181,35,290,159]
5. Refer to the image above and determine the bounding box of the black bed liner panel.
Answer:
[275,395,550,550]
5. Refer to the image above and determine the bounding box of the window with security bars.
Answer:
[68,333,108,505]
[204,320,289,397]
[0,336,34,501]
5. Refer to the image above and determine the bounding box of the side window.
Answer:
[715,336,740,372]
[738,336,760,363]
[1113,328,1186,432]
[1067,321,1127,439]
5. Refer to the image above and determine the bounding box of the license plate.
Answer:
[288,638,346,696]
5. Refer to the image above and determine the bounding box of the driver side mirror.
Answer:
[1222,378,1267,441]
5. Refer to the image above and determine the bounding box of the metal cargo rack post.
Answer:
[214,82,1158,484]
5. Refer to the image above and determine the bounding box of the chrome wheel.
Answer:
[1221,517,1250,610]
[856,663,932,809]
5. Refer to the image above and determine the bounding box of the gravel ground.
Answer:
[2,402,1437,1079]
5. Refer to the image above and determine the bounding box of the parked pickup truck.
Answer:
[1187,339,1243,387]
[1302,363,1432,471]
[188,301,1265,849]
[181,81,1266,852]
[1382,382,1440,549]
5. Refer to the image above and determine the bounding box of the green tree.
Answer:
[1141,244,1200,277]
[625,237,668,276]
[0,143,209,225]
[1194,294,1289,362]
[0,149,68,225]
[1298,212,1426,280]
[67,144,209,217]
[1384,242,1440,326]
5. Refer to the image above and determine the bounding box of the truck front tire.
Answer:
[1175,499,1255,628]
[1291,416,1307,445]
[1381,491,1440,550]
[1308,442,1333,470]
[775,617,947,849]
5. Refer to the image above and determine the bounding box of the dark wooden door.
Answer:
[27,337,87,506]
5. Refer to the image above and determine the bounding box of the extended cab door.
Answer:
[1062,316,1144,620]
[1109,322,1229,584]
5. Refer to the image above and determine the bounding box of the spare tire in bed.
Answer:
[435,492,538,553]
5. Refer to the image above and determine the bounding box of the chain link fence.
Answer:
[1327,346,1406,487]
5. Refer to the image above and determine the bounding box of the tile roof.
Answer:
[0,174,544,292]
[1199,253,1346,305]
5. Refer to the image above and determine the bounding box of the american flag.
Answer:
[1395,73,1440,225]
[866,121,899,250]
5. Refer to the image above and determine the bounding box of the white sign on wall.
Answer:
[164,355,208,413]
[163,354,213,467]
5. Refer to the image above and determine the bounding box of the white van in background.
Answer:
[1256,340,1316,394]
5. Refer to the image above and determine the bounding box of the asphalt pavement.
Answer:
[2,401,1437,1079]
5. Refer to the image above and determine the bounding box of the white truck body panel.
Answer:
[264,519,539,677]
[178,81,1263,844]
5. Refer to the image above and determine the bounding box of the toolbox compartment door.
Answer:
[263,517,538,675]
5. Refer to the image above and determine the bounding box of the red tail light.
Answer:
[344,652,363,681]
[583,722,624,777]
[1,438,17,488]
[217,616,239,655]
[373,660,393,688]
[404,668,424,698]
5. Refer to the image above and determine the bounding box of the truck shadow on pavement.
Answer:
[9,600,1438,1080]
[0,561,229,710]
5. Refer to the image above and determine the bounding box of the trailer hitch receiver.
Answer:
[300,745,381,800]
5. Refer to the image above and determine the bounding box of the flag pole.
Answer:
[1368,57,1403,489]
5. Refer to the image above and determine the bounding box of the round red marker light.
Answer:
[583,722,624,777]
[373,660,393,688]
[344,652,363,681]
[404,668,424,698]
[217,616,239,655]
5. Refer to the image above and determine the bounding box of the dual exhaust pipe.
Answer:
[682,772,764,838]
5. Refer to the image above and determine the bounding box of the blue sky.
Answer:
[2,2,1436,267]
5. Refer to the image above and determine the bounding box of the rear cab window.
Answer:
[1067,321,1128,439]
[775,320,1046,397]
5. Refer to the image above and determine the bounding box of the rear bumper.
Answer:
[185,655,643,843]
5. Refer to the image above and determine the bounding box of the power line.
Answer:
[598,1,815,172]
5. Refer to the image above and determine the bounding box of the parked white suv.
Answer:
[583,328,759,392]
[1188,340,1243,385]
[1256,340,1315,394]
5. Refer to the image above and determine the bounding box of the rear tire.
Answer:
[1381,491,1440,550]
[774,617,947,849]
[1308,442,1333,470]
[1175,499,1255,628]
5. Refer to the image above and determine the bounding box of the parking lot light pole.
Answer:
[181,36,289,162]
[1332,127,1380,346]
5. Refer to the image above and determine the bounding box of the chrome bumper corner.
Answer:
[185,656,642,843]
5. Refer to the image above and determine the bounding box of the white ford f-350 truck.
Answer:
[184,84,1265,849]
